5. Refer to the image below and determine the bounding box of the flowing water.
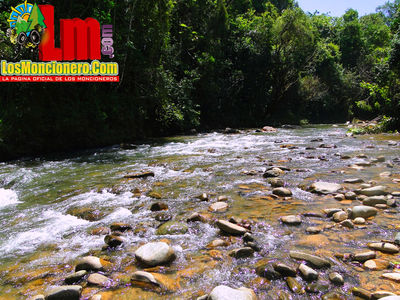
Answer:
[0,125,399,299]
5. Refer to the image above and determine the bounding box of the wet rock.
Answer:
[263,168,284,178]
[207,239,229,248]
[306,282,329,293]
[224,128,240,134]
[131,271,178,293]
[75,256,103,272]
[378,296,400,300]
[303,212,325,218]
[87,273,110,287]
[298,263,318,281]
[286,277,305,294]
[187,212,206,223]
[352,287,372,299]
[268,178,284,187]
[272,188,292,197]
[364,259,390,270]
[256,263,282,280]
[363,196,387,207]
[329,272,344,285]
[395,232,400,244]
[306,226,322,234]
[66,207,104,221]
[289,251,331,268]
[351,206,378,219]
[218,195,229,201]
[353,217,366,225]
[150,202,168,211]
[229,247,254,258]
[245,241,261,252]
[340,219,354,229]
[353,250,376,262]
[208,285,257,300]
[45,285,82,300]
[324,208,343,217]
[104,235,125,248]
[345,191,357,200]
[156,221,188,235]
[381,273,400,282]
[309,182,342,194]
[198,193,209,201]
[90,227,111,235]
[333,211,348,223]
[109,222,132,232]
[209,202,229,212]
[155,212,172,222]
[135,242,176,267]
[380,171,392,178]
[272,263,297,277]
[334,194,345,201]
[280,215,302,225]
[344,178,364,184]
[124,171,155,179]
[262,126,277,132]
[64,270,87,284]
[216,220,248,236]
[243,233,255,242]
[368,242,399,254]
[359,186,388,196]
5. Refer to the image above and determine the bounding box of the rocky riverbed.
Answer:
[0,125,400,299]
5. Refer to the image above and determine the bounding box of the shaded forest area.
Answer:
[0,0,400,160]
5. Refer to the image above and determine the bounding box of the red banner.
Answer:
[0,76,119,82]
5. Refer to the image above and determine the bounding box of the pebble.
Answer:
[333,211,348,222]
[329,272,344,285]
[45,286,82,300]
[306,226,322,234]
[218,195,228,201]
[289,251,331,268]
[345,191,357,200]
[298,263,318,281]
[324,208,343,217]
[368,242,399,254]
[334,194,345,201]
[268,178,284,187]
[306,282,329,293]
[104,235,125,248]
[286,277,305,294]
[340,219,354,229]
[280,215,302,225]
[187,212,206,223]
[216,220,248,236]
[353,217,366,225]
[272,187,292,197]
[353,250,376,262]
[198,193,209,201]
[135,242,176,267]
[263,168,284,178]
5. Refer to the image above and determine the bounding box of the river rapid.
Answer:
[0,125,399,299]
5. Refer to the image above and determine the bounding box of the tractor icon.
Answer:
[7,1,46,48]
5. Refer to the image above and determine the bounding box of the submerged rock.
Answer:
[308,182,342,194]
[272,188,292,197]
[66,207,104,221]
[156,221,188,235]
[209,202,229,212]
[280,215,302,225]
[135,242,176,267]
[64,270,87,284]
[45,285,82,300]
[229,247,254,258]
[286,277,305,294]
[208,285,257,300]
[289,251,331,268]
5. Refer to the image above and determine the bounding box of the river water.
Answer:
[0,125,399,299]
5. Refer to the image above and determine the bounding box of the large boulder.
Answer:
[208,285,257,300]
[135,242,176,267]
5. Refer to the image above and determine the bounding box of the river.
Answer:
[0,125,399,299]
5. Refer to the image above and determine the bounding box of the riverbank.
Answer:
[0,125,399,299]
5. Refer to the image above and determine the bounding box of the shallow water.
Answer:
[0,125,399,299]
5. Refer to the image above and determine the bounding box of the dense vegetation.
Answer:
[0,0,399,160]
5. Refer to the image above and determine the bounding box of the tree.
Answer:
[27,3,46,31]
[339,9,363,68]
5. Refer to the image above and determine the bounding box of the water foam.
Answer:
[0,188,20,208]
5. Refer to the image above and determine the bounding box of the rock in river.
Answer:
[329,272,344,285]
[308,182,342,194]
[87,273,110,287]
[209,202,229,212]
[272,187,292,197]
[64,270,87,284]
[75,256,104,272]
[351,206,378,219]
[135,242,176,267]
[131,271,178,293]
[381,273,400,282]
[368,242,399,254]
[229,247,254,258]
[156,221,188,235]
[45,285,82,300]
[359,186,388,196]
[208,285,257,300]
[216,220,248,236]
[362,196,387,207]
[268,178,284,187]
[289,251,331,268]
[280,215,302,225]
[299,263,318,281]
